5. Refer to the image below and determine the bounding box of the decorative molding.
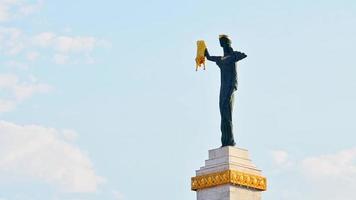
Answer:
[191,169,267,191]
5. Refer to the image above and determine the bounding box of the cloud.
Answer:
[32,32,98,54]
[0,73,51,112]
[270,150,294,169]
[0,1,14,21]
[54,36,96,53]
[300,148,356,200]
[112,190,125,200]
[0,99,16,112]
[0,0,43,22]
[62,129,78,142]
[0,120,104,193]
[0,27,25,56]
[4,60,28,69]
[271,150,289,165]
[0,27,109,65]
[53,53,69,64]
[26,51,39,61]
[0,73,51,101]
[13,81,51,101]
[32,32,106,64]
[32,32,100,52]
[271,148,356,200]
[1,0,109,66]
[301,148,356,181]
[32,32,56,47]
[17,0,43,16]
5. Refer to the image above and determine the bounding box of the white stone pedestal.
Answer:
[191,147,267,200]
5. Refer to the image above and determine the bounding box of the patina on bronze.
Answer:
[205,35,247,147]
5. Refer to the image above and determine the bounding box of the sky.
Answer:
[0,0,356,199]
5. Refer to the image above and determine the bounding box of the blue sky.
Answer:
[1,0,356,199]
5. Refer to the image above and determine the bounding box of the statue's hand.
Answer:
[205,49,209,57]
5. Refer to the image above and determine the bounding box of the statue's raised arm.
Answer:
[205,49,221,63]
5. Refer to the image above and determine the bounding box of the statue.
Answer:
[204,35,247,147]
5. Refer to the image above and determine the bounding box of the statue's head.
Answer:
[219,34,231,48]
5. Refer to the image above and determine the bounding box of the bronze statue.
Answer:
[205,35,247,147]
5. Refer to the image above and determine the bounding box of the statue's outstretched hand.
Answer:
[205,49,209,57]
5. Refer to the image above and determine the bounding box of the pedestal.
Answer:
[191,147,267,200]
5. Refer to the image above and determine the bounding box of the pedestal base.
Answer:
[191,146,267,200]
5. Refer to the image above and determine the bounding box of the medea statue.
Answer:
[205,35,247,147]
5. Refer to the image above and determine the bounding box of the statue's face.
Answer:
[219,38,230,48]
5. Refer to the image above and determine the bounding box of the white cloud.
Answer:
[53,53,69,65]
[0,99,16,112]
[0,120,104,193]
[0,73,17,87]
[300,148,356,200]
[26,51,39,61]
[271,150,289,165]
[32,32,56,47]
[271,148,356,200]
[17,0,43,16]
[1,0,109,66]
[0,73,51,101]
[32,32,100,54]
[54,36,96,53]
[302,148,356,181]
[0,28,109,65]
[62,129,78,142]
[0,0,43,22]
[13,80,51,101]
[270,150,294,169]
[112,190,125,200]
[0,27,25,55]
[0,0,13,21]
[31,32,106,55]
[37,33,102,64]
[0,73,51,112]
[4,60,28,69]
